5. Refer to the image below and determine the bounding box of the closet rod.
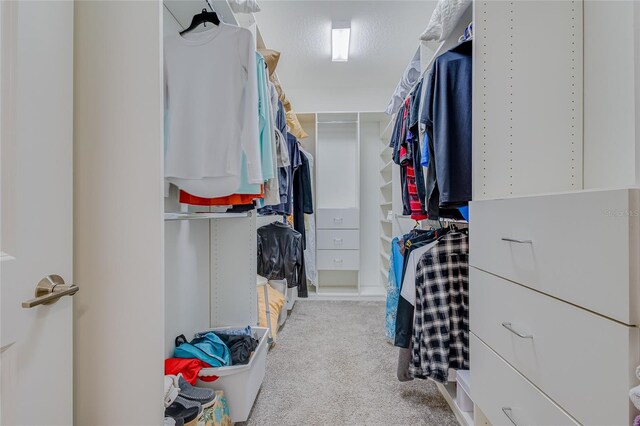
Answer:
[163,0,216,31]
[394,213,468,224]
[164,211,251,221]
[317,121,358,124]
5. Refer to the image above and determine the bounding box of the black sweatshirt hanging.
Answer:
[292,151,313,249]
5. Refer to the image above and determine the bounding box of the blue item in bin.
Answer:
[174,333,231,367]
[458,206,469,221]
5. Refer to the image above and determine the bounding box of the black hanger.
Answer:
[180,8,220,35]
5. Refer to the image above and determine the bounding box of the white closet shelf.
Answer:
[380,252,390,263]
[317,120,358,125]
[164,212,251,221]
[381,118,394,140]
[379,266,389,280]
[436,382,474,426]
[380,218,392,224]
[380,160,393,172]
[380,235,392,244]
[380,180,392,190]
[380,201,392,208]
[359,286,386,297]
[0,251,15,262]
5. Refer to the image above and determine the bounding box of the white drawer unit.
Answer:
[317,230,360,250]
[316,208,360,230]
[470,334,579,426]
[470,268,640,425]
[470,189,640,325]
[317,249,360,271]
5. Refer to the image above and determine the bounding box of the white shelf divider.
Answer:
[380,160,393,173]
[380,180,392,190]
[436,382,474,426]
[379,266,389,280]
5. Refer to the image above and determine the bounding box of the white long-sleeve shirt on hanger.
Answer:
[164,24,262,198]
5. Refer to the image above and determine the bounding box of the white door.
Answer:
[0,1,74,424]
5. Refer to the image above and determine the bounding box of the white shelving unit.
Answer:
[379,125,394,287]
[315,112,361,296]
[164,193,258,357]
[311,112,391,299]
[161,4,276,422]
[162,0,282,341]
[437,383,474,426]
[385,6,475,425]
[380,160,393,173]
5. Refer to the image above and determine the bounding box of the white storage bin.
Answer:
[285,284,297,311]
[456,369,473,413]
[195,327,269,423]
[268,278,297,311]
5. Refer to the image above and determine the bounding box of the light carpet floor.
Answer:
[238,300,458,426]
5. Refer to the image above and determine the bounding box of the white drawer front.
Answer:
[470,188,640,325]
[317,230,360,250]
[317,250,359,270]
[317,208,359,229]
[470,268,640,426]
[471,334,579,426]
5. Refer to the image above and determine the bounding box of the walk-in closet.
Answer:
[157,0,640,424]
[10,0,638,424]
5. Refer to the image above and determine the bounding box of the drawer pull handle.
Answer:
[333,238,343,245]
[501,237,532,244]
[502,322,533,339]
[333,258,343,264]
[333,217,344,224]
[502,407,519,426]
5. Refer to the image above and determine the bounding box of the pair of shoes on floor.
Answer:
[164,417,183,426]
[164,374,216,424]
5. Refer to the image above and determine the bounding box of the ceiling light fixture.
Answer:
[332,21,351,62]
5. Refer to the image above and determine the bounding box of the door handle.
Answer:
[502,322,533,339]
[22,275,79,308]
[501,237,533,244]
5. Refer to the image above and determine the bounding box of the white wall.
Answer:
[291,87,392,114]
[164,198,211,358]
[74,1,164,424]
[360,122,382,289]
[316,123,359,208]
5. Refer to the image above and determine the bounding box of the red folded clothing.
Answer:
[165,358,217,385]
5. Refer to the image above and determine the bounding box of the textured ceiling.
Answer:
[255,1,436,92]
